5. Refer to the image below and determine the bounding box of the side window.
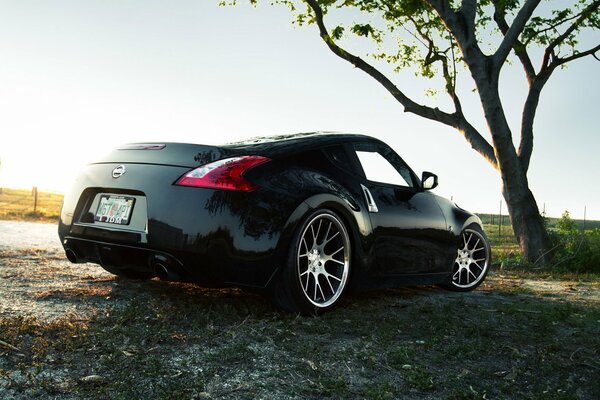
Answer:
[324,145,354,174]
[354,144,415,187]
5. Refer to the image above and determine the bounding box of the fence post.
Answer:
[583,206,587,232]
[32,186,38,213]
[498,200,502,239]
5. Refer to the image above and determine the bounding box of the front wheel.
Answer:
[444,225,491,292]
[273,209,351,314]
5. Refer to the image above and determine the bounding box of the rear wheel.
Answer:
[273,209,351,314]
[444,225,491,291]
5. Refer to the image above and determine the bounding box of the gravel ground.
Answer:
[0,220,62,251]
[0,221,599,399]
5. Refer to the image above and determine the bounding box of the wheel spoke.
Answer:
[452,269,460,280]
[324,231,340,245]
[324,222,332,244]
[302,272,310,292]
[329,246,344,258]
[317,280,326,301]
[464,233,472,248]
[301,238,309,252]
[325,275,335,294]
[315,220,323,243]
[471,261,484,270]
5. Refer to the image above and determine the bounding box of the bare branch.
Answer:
[543,0,600,69]
[492,0,536,83]
[553,43,600,67]
[494,0,542,66]
[520,42,599,171]
[303,0,498,168]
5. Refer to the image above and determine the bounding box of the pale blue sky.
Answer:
[0,0,598,219]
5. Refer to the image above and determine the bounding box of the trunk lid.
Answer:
[90,143,231,168]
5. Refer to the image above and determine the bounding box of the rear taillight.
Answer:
[175,156,270,191]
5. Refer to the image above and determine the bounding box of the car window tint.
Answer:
[356,150,412,187]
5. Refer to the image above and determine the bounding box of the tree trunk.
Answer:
[501,172,550,264]
[470,70,550,264]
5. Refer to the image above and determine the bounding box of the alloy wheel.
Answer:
[297,213,350,308]
[452,228,490,289]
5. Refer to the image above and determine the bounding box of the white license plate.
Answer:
[94,195,135,225]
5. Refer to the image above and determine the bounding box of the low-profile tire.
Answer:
[443,225,491,292]
[273,209,351,314]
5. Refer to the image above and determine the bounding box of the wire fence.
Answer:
[478,202,597,249]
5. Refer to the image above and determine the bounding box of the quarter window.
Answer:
[355,150,413,187]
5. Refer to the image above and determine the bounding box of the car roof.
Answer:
[221,131,381,157]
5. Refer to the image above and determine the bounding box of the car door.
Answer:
[351,142,450,275]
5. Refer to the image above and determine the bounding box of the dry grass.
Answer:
[0,188,63,223]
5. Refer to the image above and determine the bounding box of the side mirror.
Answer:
[422,171,438,190]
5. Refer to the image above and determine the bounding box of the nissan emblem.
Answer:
[112,165,126,179]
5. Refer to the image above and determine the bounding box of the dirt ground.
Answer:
[0,221,597,322]
[1,221,599,399]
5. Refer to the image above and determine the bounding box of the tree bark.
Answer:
[471,71,550,263]
[500,166,550,264]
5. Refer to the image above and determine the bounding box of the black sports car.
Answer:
[59,132,491,313]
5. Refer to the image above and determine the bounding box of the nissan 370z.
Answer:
[58,133,491,314]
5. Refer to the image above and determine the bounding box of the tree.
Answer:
[224,0,599,263]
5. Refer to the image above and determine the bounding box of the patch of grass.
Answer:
[0,188,62,223]
[1,280,599,399]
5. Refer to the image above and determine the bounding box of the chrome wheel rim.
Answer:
[452,228,489,289]
[297,213,350,308]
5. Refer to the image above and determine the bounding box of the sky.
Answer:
[0,0,598,219]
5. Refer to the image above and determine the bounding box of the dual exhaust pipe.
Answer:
[64,247,180,281]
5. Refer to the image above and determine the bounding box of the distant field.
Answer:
[0,188,63,223]
[478,212,600,230]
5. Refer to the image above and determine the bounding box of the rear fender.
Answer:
[270,193,372,289]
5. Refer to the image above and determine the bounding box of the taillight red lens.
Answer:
[175,156,270,191]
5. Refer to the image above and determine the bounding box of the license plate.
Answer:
[94,195,135,225]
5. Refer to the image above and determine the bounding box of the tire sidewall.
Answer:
[447,224,491,292]
[275,208,352,314]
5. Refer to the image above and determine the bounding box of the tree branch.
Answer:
[424,0,476,52]
[494,0,542,66]
[543,0,600,69]
[519,41,599,171]
[492,0,536,83]
[553,43,600,67]
[518,70,553,173]
[303,0,498,168]
[424,0,491,84]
